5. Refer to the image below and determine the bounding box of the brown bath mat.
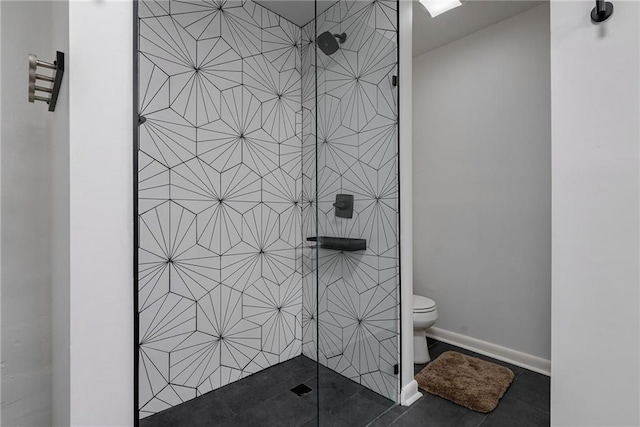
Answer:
[415,351,514,413]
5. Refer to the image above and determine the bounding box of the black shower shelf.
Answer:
[306,236,366,252]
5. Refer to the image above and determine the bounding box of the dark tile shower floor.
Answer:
[140,339,550,427]
[140,355,394,427]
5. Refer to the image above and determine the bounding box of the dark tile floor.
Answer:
[140,355,394,427]
[369,339,551,427]
[140,339,550,427]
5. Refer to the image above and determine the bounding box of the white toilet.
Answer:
[413,294,438,364]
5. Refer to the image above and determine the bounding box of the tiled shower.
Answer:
[136,0,399,421]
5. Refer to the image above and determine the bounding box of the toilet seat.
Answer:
[413,295,436,313]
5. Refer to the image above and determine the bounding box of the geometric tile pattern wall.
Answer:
[137,0,303,418]
[137,0,399,418]
[300,0,400,402]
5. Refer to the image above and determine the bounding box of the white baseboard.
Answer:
[400,380,422,406]
[426,327,551,376]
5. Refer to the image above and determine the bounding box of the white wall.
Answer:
[0,2,4,420]
[1,2,132,425]
[1,2,55,425]
[550,1,640,425]
[67,1,133,425]
[412,4,551,361]
[399,0,420,406]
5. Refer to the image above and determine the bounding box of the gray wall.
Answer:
[1,2,69,425]
[50,1,70,425]
[1,1,55,424]
[412,4,551,360]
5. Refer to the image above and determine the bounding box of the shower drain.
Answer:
[290,383,313,396]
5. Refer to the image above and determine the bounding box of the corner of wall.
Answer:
[68,1,133,425]
[399,0,415,400]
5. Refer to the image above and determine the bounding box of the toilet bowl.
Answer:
[413,294,438,364]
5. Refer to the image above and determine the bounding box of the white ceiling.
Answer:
[255,0,544,56]
[413,0,545,56]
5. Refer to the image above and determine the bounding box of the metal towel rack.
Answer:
[28,51,64,112]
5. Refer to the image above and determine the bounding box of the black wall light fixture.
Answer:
[591,0,613,23]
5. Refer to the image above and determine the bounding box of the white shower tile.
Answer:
[219,319,261,369]
[139,346,169,409]
[139,292,196,353]
[243,277,280,324]
[139,53,170,116]
[140,108,196,168]
[138,0,398,418]
[244,0,279,30]
[262,19,301,72]
[316,166,342,204]
[376,69,398,120]
[219,2,262,57]
[359,114,397,170]
[170,158,221,215]
[171,331,221,388]
[138,151,170,216]
[169,243,220,301]
[341,251,378,293]
[139,15,196,77]
[361,370,397,402]
[262,168,297,210]
[220,366,244,388]
[262,248,297,284]
[171,0,222,40]
[139,0,170,18]
[138,247,169,312]
[243,352,280,376]
[220,242,263,292]
[281,135,303,178]
[196,37,243,91]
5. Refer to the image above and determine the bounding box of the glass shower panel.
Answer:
[137,0,306,421]
[308,0,401,422]
[136,0,398,424]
